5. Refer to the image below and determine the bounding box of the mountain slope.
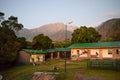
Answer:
[97,18,120,41]
[17,23,77,41]
[17,28,33,41]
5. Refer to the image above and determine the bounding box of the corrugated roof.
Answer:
[46,49,55,53]
[68,42,120,48]
[55,48,70,51]
[23,48,70,54]
[23,49,46,54]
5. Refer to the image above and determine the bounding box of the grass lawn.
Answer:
[0,60,120,80]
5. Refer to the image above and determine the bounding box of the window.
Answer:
[37,56,40,62]
[108,50,112,54]
[77,50,80,57]
[32,58,34,63]
[77,50,80,55]
[116,49,119,54]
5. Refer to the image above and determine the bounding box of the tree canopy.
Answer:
[0,12,4,22]
[71,26,101,43]
[0,12,26,65]
[1,16,23,32]
[32,34,53,49]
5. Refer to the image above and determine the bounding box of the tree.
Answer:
[0,12,24,65]
[0,26,21,65]
[17,37,27,49]
[71,26,101,43]
[1,16,23,32]
[0,12,4,22]
[53,40,71,48]
[32,34,53,49]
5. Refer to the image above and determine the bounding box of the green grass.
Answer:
[0,60,120,80]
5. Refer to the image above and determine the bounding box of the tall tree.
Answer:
[17,37,27,49]
[0,12,24,65]
[0,12,4,22]
[71,26,101,43]
[1,16,23,32]
[32,34,53,49]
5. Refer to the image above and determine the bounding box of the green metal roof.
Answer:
[23,49,46,54]
[46,49,56,53]
[68,42,120,48]
[23,48,70,54]
[55,48,70,51]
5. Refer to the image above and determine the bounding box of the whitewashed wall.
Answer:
[102,49,112,58]
[30,54,45,63]
[90,49,99,57]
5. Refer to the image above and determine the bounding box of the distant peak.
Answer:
[43,22,64,26]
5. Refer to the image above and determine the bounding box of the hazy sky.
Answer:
[1,0,120,29]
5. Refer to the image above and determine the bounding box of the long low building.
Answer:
[18,42,120,64]
[18,48,70,64]
[68,42,120,60]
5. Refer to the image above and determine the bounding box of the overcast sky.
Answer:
[1,0,120,29]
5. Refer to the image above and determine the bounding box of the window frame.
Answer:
[108,49,112,54]
[116,49,119,54]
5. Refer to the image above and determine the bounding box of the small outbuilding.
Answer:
[18,49,46,64]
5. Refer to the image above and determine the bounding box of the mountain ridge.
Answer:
[17,18,120,42]
[97,18,120,41]
[17,23,77,41]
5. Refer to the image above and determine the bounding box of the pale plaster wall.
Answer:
[30,54,45,63]
[102,49,112,58]
[71,48,114,59]
[90,49,99,56]
[71,49,88,58]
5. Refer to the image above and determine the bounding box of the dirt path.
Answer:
[31,72,56,80]
[74,73,101,80]
[31,71,101,80]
